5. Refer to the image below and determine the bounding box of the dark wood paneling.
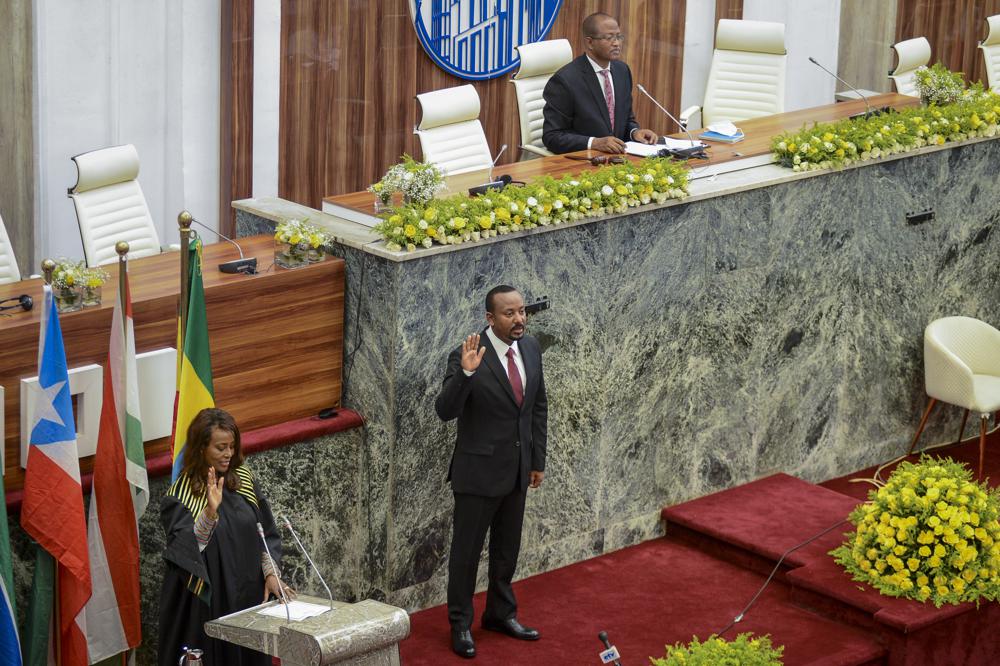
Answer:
[715,0,744,22]
[220,0,255,237]
[0,0,34,272]
[896,0,1000,86]
[279,0,687,208]
[0,237,344,491]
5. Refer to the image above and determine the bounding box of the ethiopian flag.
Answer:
[170,237,215,480]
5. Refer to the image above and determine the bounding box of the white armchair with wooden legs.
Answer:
[907,316,1000,478]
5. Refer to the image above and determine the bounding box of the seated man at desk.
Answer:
[542,12,658,155]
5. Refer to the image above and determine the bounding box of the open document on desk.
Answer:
[625,138,707,157]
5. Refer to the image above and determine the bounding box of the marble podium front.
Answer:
[235,132,1000,613]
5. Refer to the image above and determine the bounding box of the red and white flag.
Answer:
[84,266,146,662]
[20,285,92,665]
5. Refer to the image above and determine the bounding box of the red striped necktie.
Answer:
[506,347,523,406]
[599,69,615,131]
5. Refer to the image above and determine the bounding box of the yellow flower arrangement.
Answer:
[650,633,783,666]
[772,91,1000,172]
[831,456,1000,607]
[373,157,689,252]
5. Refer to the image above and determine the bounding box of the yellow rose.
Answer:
[404,224,417,239]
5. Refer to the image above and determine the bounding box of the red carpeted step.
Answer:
[661,473,860,568]
[399,538,886,666]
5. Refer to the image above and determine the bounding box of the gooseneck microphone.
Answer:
[636,84,707,160]
[281,516,335,609]
[189,217,258,275]
[470,144,514,196]
[808,57,890,120]
[597,630,623,665]
[257,522,291,622]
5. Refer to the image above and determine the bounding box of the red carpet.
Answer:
[400,434,1000,665]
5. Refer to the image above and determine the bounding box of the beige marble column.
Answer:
[0,0,34,274]
[837,0,898,94]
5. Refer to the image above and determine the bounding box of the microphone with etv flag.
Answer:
[807,57,892,120]
[598,630,623,665]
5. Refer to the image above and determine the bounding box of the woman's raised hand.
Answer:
[206,467,224,519]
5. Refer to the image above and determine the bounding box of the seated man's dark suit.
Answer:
[542,54,640,154]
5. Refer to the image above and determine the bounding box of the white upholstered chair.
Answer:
[414,85,494,176]
[980,15,1000,92]
[0,213,22,285]
[511,38,573,159]
[889,37,931,97]
[907,316,1000,478]
[69,144,165,267]
[680,19,786,130]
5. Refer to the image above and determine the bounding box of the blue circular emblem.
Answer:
[410,0,565,81]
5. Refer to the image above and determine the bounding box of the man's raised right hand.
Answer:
[461,334,487,373]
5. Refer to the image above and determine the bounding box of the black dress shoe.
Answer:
[481,617,540,641]
[451,628,476,658]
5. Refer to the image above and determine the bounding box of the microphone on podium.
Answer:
[469,144,512,196]
[807,57,891,120]
[257,522,291,622]
[189,216,258,275]
[636,84,708,160]
[597,630,623,665]
[281,515,335,609]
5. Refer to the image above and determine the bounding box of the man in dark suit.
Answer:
[435,285,548,659]
[543,12,658,154]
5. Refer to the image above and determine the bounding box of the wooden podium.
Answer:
[204,594,409,665]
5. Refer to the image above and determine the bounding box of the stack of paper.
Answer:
[699,121,744,143]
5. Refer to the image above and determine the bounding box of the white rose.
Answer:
[417,220,428,230]
[422,237,433,248]
[666,176,674,184]
[601,185,614,196]
[526,196,538,207]
[569,180,579,186]
[553,200,563,209]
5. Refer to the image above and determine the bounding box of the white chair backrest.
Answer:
[926,316,1000,376]
[415,85,493,176]
[512,39,573,153]
[69,144,162,267]
[890,37,931,97]
[0,213,22,284]
[981,15,1000,92]
[702,19,786,127]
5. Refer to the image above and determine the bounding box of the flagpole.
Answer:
[41,258,55,285]
[117,241,129,342]
[178,211,193,350]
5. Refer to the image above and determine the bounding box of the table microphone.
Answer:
[256,522,291,622]
[636,84,707,160]
[807,57,891,120]
[189,217,258,274]
[470,144,511,196]
[0,294,33,313]
[597,630,623,665]
[281,515,335,609]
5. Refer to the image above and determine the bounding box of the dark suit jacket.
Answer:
[542,55,641,154]
[435,330,547,497]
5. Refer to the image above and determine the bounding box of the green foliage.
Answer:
[771,91,1000,171]
[914,63,973,106]
[650,633,784,666]
[831,456,1000,607]
[373,157,689,252]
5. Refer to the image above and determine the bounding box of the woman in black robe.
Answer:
[157,408,290,665]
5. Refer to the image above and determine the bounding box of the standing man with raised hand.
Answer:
[435,285,548,659]
[542,12,658,154]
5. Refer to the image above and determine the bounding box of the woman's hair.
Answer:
[180,407,244,495]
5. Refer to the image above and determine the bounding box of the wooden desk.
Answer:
[323,93,919,218]
[0,235,344,491]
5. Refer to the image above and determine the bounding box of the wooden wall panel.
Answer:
[220,0,255,237]
[895,0,1000,87]
[714,0,743,22]
[0,0,34,273]
[279,0,687,209]
[0,237,344,492]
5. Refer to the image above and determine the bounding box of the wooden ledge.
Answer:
[5,408,364,513]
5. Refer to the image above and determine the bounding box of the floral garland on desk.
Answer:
[771,91,1000,172]
[372,157,689,252]
[831,456,1000,607]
